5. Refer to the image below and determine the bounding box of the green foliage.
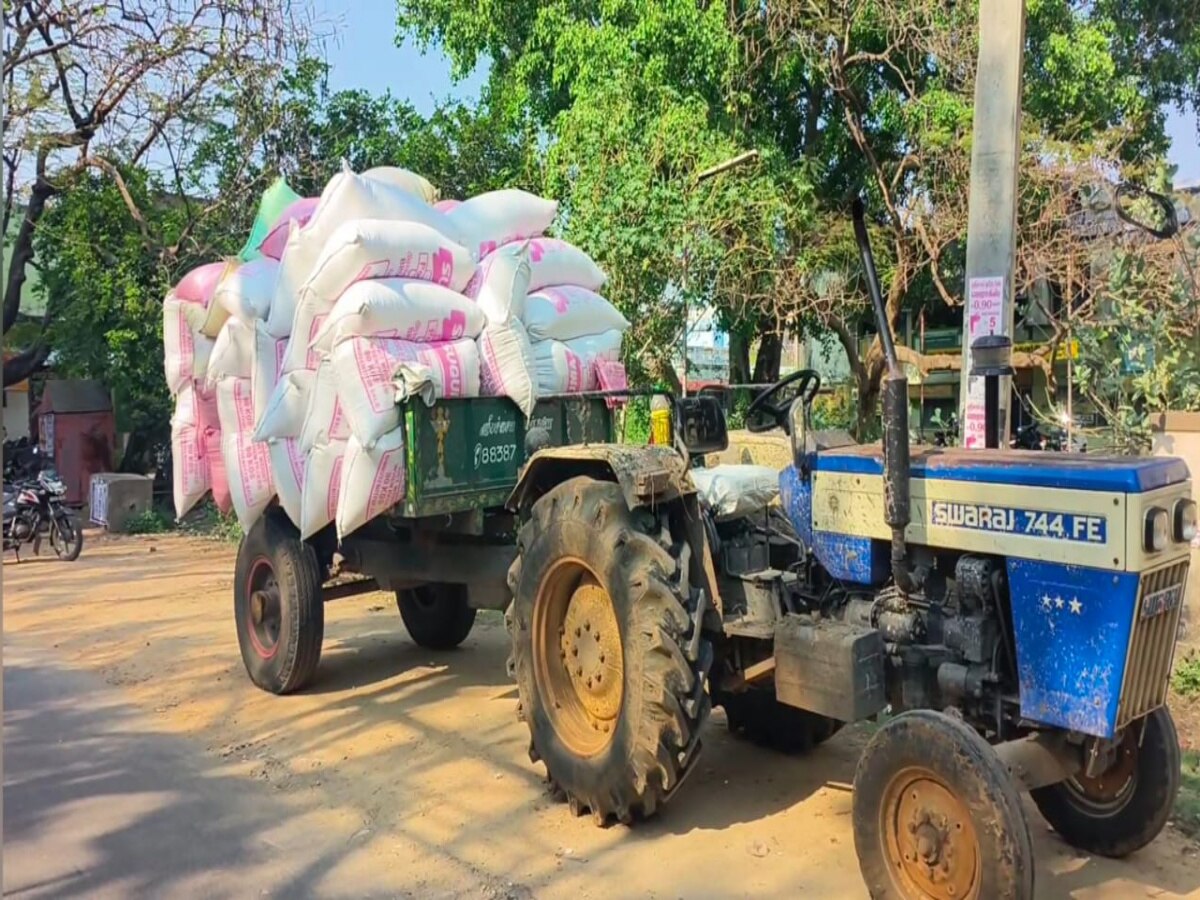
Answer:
[124,509,175,536]
[811,389,859,433]
[1173,651,1200,698]
[1070,223,1200,453]
[180,502,244,543]
[1177,750,1200,840]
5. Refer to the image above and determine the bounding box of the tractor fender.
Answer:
[508,443,695,514]
[508,443,723,617]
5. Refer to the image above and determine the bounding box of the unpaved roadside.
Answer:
[5,534,1200,899]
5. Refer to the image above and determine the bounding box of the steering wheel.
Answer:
[745,369,821,434]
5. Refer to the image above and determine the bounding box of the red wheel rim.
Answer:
[245,556,282,660]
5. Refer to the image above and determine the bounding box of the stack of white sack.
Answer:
[510,239,629,394]
[163,260,239,519]
[247,163,455,532]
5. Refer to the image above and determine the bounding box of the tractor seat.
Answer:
[690,464,781,521]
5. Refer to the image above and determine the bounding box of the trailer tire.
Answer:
[853,709,1034,900]
[719,688,843,754]
[1031,706,1179,858]
[234,511,324,694]
[507,476,712,825]
[397,584,477,650]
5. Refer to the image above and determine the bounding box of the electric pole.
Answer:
[959,0,1027,448]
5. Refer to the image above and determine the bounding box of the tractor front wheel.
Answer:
[853,709,1034,900]
[1031,706,1179,858]
[506,477,712,825]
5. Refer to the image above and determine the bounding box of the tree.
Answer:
[398,0,1200,434]
[2,0,307,386]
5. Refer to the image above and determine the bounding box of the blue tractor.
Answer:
[506,201,1195,899]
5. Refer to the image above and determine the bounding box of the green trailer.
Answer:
[233,394,618,694]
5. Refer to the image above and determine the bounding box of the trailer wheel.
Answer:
[397,584,477,650]
[234,512,324,694]
[719,688,843,754]
[1031,706,1179,858]
[853,709,1034,900]
[506,477,712,825]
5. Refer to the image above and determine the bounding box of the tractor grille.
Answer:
[1116,560,1190,730]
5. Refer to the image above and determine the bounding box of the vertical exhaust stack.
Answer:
[851,199,917,594]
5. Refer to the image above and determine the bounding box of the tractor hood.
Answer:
[812,445,1189,494]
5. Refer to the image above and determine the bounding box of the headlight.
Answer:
[1144,507,1170,552]
[1175,499,1198,544]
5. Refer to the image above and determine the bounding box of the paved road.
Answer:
[3,639,448,899]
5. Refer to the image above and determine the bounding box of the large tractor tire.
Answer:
[1031,706,1179,858]
[853,709,1035,900]
[397,583,477,650]
[506,477,712,825]
[718,688,843,754]
[234,511,324,694]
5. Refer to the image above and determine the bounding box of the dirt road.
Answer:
[6,534,1200,899]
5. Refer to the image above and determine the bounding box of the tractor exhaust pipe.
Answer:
[852,199,917,594]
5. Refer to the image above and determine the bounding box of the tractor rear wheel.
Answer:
[506,477,712,825]
[1031,706,1179,858]
[719,688,843,754]
[397,583,477,650]
[853,709,1034,900]
[234,511,324,694]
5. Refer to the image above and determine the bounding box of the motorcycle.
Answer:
[3,469,84,562]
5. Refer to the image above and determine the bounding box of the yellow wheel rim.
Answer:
[532,557,624,757]
[880,766,981,900]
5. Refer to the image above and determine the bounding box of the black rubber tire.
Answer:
[1031,706,1180,858]
[51,513,84,561]
[853,709,1035,900]
[506,477,713,825]
[719,688,843,754]
[234,511,324,694]
[397,583,477,650]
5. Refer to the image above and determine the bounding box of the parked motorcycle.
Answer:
[3,469,84,562]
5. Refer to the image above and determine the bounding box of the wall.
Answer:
[3,388,30,440]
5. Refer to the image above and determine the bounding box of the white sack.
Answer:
[362,165,438,204]
[466,242,531,326]
[215,376,256,436]
[281,292,330,374]
[690,465,781,521]
[331,336,481,448]
[562,329,624,364]
[300,438,347,539]
[305,218,476,300]
[207,317,255,384]
[531,340,590,394]
[171,385,210,517]
[336,428,408,539]
[213,256,279,323]
[253,322,289,426]
[311,277,486,354]
[309,162,456,250]
[164,297,214,396]
[517,237,607,293]
[478,320,539,417]
[524,285,630,342]
[265,222,309,338]
[299,359,350,453]
[222,430,275,530]
[446,189,557,260]
[254,368,317,442]
[269,437,305,527]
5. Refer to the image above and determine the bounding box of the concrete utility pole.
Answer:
[959,0,1027,449]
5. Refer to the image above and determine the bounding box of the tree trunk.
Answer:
[728,331,751,385]
[4,172,55,336]
[752,331,783,385]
